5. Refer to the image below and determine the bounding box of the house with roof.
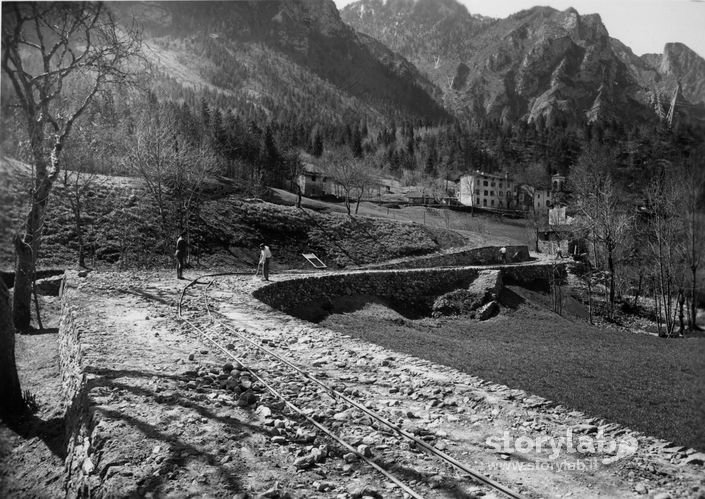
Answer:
[518,174,568,212]
[458,171,516,209]
[297,165,330,197]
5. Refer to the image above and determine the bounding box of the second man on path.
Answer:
[259,243,272,281]
[175,232,187,279]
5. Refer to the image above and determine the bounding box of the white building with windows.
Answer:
[458,171,516,209]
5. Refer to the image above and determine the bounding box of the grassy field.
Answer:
[319,295,705,452]
[270,188,530,247]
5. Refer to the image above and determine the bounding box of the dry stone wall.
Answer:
[0,268,64,289]
[58,274,94,498]
[253,260,565,318]
[502,262,568,288]
[364,245,530,270]
[253,268,480,315]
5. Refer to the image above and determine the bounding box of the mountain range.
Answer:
[114,0,448,125]
[341,0,705,126]
[69,0,705,128]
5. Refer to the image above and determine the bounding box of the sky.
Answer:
[334,0,705,58]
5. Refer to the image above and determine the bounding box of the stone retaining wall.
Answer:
[0,268,65,289]
[57,274,93,498]
[253,262,565,316]
[364,245,530,270]
[502,262,568,288]
[253,268,480,315]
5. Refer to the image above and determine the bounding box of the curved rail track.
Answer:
[177,273,527,499]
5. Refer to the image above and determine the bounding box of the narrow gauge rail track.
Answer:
[178,274,527,499]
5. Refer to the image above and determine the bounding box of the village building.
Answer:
[458,171,516,209]
[297,165,333,197]
[518,173,567,212]
[372,176,402,198]
[405,191,434,205]
[297,165,395,201]
[537,205,575,256]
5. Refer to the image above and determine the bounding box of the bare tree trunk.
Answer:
[0,278,24,419]
[587,271,593,325]
[608,248,615,318]
[32,276,43,331]
[632,271,643,309]
[550,264,563,315]
[13,235,35,331]
[344,192,351,216]
[655,279,663,336]
[690,264,698,330]
[354,191,363,215]
[678,289,685,336]
[71,198,86,268]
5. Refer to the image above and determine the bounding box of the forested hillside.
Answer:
[2,0,704,263]
[3,0,704,202]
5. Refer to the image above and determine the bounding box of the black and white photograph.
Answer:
[1,0,704,497]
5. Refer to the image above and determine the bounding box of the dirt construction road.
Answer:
[2,268,704,498]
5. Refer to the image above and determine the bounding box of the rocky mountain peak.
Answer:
[656,42,705,105]
[661,42,702,75]
[344,0,705,125]
[347,0,473,20]
[278,0,346,37]
[508,6,608,48]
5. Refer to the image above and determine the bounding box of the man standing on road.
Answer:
[175,232,187,279]
[259,243,272,281]
[499,246,507,264]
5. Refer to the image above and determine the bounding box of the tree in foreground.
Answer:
[1,2,141,330]
[0,278,23,419]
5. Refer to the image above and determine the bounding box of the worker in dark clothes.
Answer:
[175,232,187,279]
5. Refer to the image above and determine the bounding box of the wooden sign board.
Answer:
[302,253,327,269]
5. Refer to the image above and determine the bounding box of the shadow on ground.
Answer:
[79,366,272,497]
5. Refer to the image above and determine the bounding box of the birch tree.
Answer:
[644,172,685,336]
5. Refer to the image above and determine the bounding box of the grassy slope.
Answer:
[0,158,158,268]
[270,187,530,247]
[320,298,705,452]
[197,196,466,269]
[1,157,470,270]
